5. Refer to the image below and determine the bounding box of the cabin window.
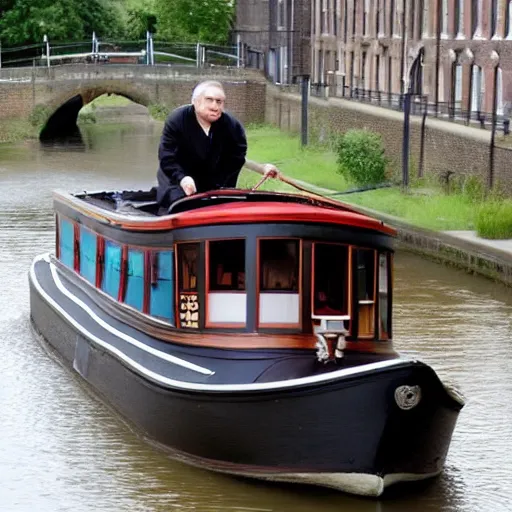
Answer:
[354,248,376,338]
[207,239,246,326]
[378,252,391,340]
[258,239,300,326]
[79,226,97,285]
[101,241,122,299]
[312,243,349,317]
[149,251,175,322]
[59,217,74,268]
[177,243,200,329]
[125,249,144,311]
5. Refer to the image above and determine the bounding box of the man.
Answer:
[156,80,278,207]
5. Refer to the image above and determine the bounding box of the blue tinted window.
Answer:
[150,251,174,322]
[101,241,122,299]
[79,227,97,284]
[125,249,144,311]
[59,218,74,268]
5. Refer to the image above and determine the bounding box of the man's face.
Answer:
[193,86,225,124]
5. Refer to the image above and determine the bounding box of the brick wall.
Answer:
[0,66,267,134]
[266,85,512,194]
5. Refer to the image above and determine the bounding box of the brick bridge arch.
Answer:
[0,65,267,136]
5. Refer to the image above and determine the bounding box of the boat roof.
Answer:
[55,188,397,236]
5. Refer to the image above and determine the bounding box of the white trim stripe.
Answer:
[30,253,412,392]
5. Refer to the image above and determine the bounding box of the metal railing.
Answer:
[306,81,510,135]
[0,33,243,70]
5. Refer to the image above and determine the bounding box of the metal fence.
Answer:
[0,33,242,70]
[307,82,510,135]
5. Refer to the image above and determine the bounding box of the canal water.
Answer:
[1,116,511,511]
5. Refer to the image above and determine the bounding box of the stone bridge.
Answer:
[0,65,267,137]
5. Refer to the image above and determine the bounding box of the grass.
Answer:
[243,125,512,236]
[475,201,512,239]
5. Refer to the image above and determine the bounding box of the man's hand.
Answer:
[180,176,197,196]
[263,163,280,178]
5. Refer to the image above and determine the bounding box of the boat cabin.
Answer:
[53,189,395,351]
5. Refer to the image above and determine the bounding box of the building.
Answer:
[310,0,511,119]
[234,0,311,83]
[236,1,512,120]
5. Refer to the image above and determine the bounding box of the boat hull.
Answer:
[29,255,463,497]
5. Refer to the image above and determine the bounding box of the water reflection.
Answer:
[1,121,511,511]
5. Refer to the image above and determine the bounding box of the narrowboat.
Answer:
[29,186,464,497]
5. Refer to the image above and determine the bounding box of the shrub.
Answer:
[335,129,387,186]
[475,201,512,239]
[77,111,97,124]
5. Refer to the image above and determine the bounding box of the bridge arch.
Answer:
[38,83,153,141]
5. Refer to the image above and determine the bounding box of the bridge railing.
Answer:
[0,34,242,69]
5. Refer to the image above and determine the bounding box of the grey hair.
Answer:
[191,80,225,103]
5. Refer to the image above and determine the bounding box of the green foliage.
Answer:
[28,104,51,127]
[148,103,170,121]
[0,0,124,45]
[154,0,234,43]
[125,0,157,39]
[475,201,512,239]
[461,174,486,202]
[335,129,388,186]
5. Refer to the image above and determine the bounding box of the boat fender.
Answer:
[394,385,422,410]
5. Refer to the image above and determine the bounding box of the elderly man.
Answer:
[156,80,278,207]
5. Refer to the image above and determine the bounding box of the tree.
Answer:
[154,0,234,44]
[125,0,158,40]
[0,0,124,46]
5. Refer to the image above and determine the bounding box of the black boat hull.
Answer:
[29,255,463,497]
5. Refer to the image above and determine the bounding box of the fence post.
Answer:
[301,74,310,146]
[0,41,2,69]
[196,42,201,68]
[92,32,96,53]
[43,34,50,67]
[150,33,154,65]
[402,90,411,189]
[236,33,241,68]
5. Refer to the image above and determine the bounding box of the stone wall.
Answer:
[265,84,512,194]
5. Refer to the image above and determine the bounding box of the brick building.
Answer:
[234,0,311,83]
[237,1,512,118]
[312,0,512,118]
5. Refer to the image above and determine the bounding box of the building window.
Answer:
[454,63,463,111]
[471,64,484,113]
[258,239,300,326]
[496,67,504,115]
[422,0,429,37]
[321,0,328,33]
[507,1,512,39]
[363,0,370,35]
[472,0,483,38]
[390,0,395,36]
[277,0,286,30]
[58,217,74,269]
[456,0,465,38]
[334,0,338,35]
[490,0,498,38]
[441,0,449,38]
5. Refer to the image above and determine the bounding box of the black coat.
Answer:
[156,105,247,207]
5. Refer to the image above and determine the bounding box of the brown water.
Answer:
[1,119,511,512]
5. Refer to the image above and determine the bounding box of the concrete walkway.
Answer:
[445,231,512,256]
